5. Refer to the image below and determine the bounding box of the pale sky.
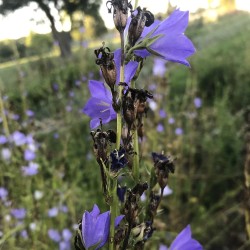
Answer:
[0,0,249,40]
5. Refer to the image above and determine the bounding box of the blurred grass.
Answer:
[0,10,250,250]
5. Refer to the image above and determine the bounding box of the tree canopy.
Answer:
[0,0,106,56]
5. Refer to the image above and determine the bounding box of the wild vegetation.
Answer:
[0,10,250,249]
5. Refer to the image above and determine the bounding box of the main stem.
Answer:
[110,30,125,250]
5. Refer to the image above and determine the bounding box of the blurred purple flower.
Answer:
[82,80,116,129]
[157,123,164,132]
[75,80,81,86]
[159,109,167,118]
[194,97,202,108]
[69,91,75,98]
[0,135,8,144]
[1,148,11,161]
[60,241,71,250]
[148,83,157,91]
[12,131,26,146]
[10,114,20,120]
[62,228,72,241]
[82,204,124,249]
[168,117,175,124]
[26,109,34,117]
[22,162,39,176]
[11,208,26,220]
[20,230,28,239]
[53,133,59,139]
[65,105,72,112]
[0,187,8,200]
[149,100,158,111]
[81,41,88,48]
[52,83,59,92]
[24,149,36,161]
[48,207,59,217]
[175,128,183,135]
[133,10,195,66]
[160,225,203,250]
[48,229,61,242]
[79,26,85,33]
[60,205,68,213]
[153,58,167,77]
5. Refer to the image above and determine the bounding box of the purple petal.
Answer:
[114,49,138,84]
[124,61,139,84]
[115,215,124,227]
[154,10,189,36]
[149,34,195,66]
[90,204,100,218]
[170,225,203,250]
[94,211,110,249]
[134,49,150,58]
[89,80,112,101]
[82,211,96,248]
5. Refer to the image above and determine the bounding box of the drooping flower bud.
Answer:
[128,7,154,47]
[95,45,117,92]
[152,152,175,189]
[107,0,131,32]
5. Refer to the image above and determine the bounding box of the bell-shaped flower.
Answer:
[159,225,203,250]
[82,80,116,129]
[83,52,138,129]
[127,9,195,66]
[81,204,124,250]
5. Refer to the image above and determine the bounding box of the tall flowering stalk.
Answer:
[78,1,201,249]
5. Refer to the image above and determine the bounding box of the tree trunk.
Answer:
[35,0,72,58]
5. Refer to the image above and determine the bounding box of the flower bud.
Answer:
[107,0,130,32]
[128,7,154,47]
[95,46,117,92]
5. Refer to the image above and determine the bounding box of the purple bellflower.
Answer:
[82,80,116,129]
[159,225,203,250]
[83,49,138,129]
[81,204,124,249]
[127,9,195,66]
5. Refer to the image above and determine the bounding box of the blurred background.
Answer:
[0,0,249,249]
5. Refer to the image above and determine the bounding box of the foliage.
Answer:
[0,10,249,250]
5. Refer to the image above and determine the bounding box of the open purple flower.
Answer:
[82,80,116,129]
[82,204,124,249]
[128,9,195,66]
[159,225,203,250]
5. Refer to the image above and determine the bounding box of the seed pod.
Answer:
[128,7,154,47]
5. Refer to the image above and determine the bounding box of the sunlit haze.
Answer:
[0,0,249,40]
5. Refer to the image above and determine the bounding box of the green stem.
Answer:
[109,178,118,250]
[110,30,125,250]
[132,128,140,182]
[116,31,125,149]
[0,89,10,137]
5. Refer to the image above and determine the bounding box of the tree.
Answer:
[0,0,106,57]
